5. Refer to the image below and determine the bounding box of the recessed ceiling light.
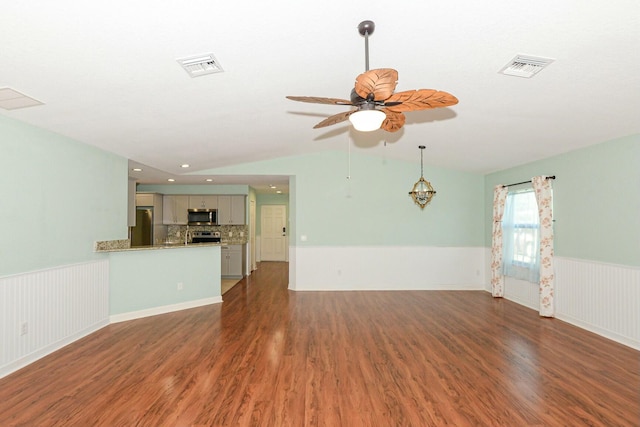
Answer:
[205,178,213,182]
[181,164,190,168]
[132,168,143,172]
[276,190,282,194]
[269,185,277,189]
[167,178,175,182]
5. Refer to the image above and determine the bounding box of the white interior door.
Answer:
[260,205,287,261]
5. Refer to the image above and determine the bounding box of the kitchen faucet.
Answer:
[184,225,190,245]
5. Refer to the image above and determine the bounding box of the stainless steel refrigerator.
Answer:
[131,207,153,246]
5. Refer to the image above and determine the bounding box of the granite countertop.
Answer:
[94,239,247,253]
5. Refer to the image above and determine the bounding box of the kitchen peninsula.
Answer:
[96,240,225,323]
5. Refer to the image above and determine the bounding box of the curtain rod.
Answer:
[503,175,555,188]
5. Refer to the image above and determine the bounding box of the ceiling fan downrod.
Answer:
[358,20,375,72]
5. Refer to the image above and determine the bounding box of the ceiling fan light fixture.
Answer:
[286,21,457,133]
[349,109,386,132]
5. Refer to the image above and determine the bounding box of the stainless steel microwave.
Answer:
[187,209,217,225]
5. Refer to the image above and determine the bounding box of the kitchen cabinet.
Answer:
[136,193,154,207]
[218,195,246,225]
[163,195,189,225]
[188,195,218,210]
[221,244,245,278]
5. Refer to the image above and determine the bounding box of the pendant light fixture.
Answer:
[408,145,436,209]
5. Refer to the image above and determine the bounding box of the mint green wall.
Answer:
[109,245,221,315]
[0,116,128,277]
[256,193,290,235]
[484,135,640,266]
[198,150,485,247]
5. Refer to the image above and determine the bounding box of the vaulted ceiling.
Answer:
[2,1,638,189]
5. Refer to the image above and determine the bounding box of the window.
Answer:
[502,189,540,283]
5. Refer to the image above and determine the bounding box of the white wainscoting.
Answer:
[0,260,110,379]
[291,246,486,291]
[503,277,540,311]
[483,248,640,350]
[555,257,640,350]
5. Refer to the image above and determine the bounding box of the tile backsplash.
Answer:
[167,224,248,243]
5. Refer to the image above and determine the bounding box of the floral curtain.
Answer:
[491,185,509,297]
[532,176,554,317]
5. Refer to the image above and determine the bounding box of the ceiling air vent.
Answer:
[499,55,555,78]
[0,87,44,110]
[177,53,224,78]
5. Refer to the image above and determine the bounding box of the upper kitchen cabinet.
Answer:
[163,195,189,225]
[136,193,163,223]
[188,195,218,210]
[218,195,246,225]
[135,193,154,207]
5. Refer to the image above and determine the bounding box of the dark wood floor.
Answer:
[0,261,638,426]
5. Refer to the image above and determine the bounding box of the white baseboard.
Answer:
[0,320,109,380]
[555,313,640,351]
[109,297,223,323]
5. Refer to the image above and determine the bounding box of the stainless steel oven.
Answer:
[190,231,221,243]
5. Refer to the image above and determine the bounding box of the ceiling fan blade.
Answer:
[286,96,353,105]
[313,110,356,129]
[380,109,405,132]
[384,89,458,112]
[354,68,398,101]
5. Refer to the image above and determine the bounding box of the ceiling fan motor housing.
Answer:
[350,89,376,107]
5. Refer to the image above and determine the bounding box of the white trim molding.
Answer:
[110,297,223,324]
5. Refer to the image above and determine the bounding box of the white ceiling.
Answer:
[2,1,639,193]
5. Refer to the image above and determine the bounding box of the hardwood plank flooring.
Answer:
[0,261,638,426]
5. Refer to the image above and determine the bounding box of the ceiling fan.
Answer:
[286,20,458,132]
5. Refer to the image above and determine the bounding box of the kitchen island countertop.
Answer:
[94,239,246,253]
